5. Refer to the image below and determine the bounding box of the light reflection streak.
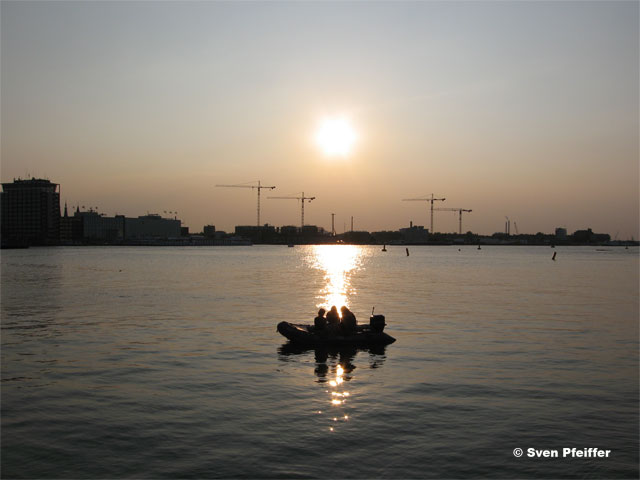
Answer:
[278,343,388,435]
[283,245,381,433]
[326,358,350,428]
[308,245,364,311]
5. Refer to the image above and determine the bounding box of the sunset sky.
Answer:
[2,1,638,238]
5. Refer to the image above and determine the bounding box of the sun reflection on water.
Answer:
[326,362,351,429]
[278,344,387,435]
[290,246,381,432]
[308,245,364,311]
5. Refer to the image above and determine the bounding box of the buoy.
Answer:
[406,248,410,256]
[382,244,387,252]
[552,252,557,261]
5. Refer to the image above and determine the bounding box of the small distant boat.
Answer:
[277,316,395,347]
[288,244,294,247]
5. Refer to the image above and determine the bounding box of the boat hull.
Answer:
[277,321,396,347]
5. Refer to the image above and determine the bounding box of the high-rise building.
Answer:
[1,178,60,246]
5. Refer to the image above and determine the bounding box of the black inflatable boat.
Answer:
[277,314,396,347]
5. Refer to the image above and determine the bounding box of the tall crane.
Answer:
[216,180,276,227]
[268,192,316,228]
[402,193,446,233]
[433,208,473,234]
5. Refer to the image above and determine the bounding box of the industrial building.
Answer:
[399,221,430,244]
[125,214,181,240]
[70,210,181,243]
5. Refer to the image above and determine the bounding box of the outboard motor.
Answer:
[369,314,386,333]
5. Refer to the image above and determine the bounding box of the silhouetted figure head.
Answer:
[325,306,340,326]
[340,306,357,335]
[314,308,328,331]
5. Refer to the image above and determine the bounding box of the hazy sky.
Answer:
[2,1,638,237]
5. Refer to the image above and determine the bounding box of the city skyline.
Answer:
[2,1,638,238]
[2,174,624,239]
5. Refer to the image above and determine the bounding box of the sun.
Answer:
[315,116,357,157]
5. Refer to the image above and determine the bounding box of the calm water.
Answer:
[1,245,638,479]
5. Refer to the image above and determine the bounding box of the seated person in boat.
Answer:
[314,308,327,331]
[325,306,341,335]
[340,306,357,336]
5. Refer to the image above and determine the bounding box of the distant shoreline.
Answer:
[4,242,638,249]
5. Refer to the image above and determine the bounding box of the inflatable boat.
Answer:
[277,315,396,347]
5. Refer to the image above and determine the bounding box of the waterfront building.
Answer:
[301,225,319,236]
[235,225,277,243]
[572,228,610,244]
[68,210,180,243]
[203,225,216,238]
[60,203,83,244]
[124,214,181,240]
[1,178,60,246]
[555,227,568,240]
[74,209,125,242]
[279,225,298,236]
[371,230,404,244]
[342,230,373,244]
[399,221,429,244]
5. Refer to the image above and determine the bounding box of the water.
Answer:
[1,245,638,478]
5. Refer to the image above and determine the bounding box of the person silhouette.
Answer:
[314,308,327,331]
[326,306,340,335]
[340,306,357,336]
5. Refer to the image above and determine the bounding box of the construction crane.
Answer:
[433,208,473,234]
[268,192,316,228]
[216,180,276,227]
[402,194,446,233]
